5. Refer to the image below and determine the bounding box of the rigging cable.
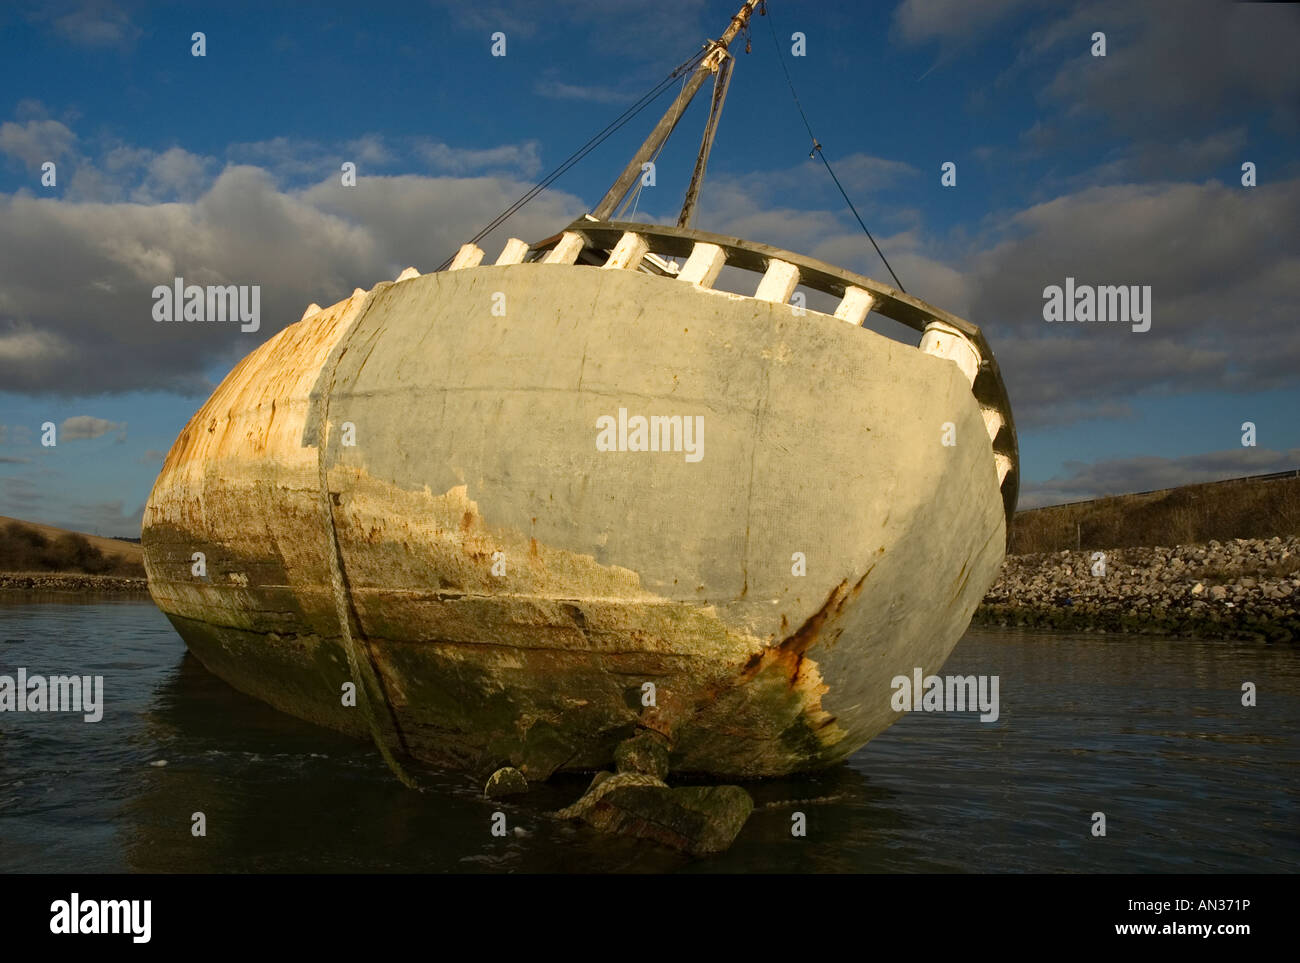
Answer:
[436,46,710,270]
[763,2,907,292]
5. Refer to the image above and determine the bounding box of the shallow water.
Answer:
[1,598,1296,873]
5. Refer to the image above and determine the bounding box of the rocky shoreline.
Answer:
[0,572,150,596]
[976,536,1300,642]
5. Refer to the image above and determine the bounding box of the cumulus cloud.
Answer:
[893,0,1041,46]
[0,118,77,171]
[0,149,586,394]
[49,1,141,50]
[226,135,542,182]
[413,140,542,177]
[1021,449,1300,508]
[962,179,1300,421]
[970,0,1300,180]
[1037,0,1300,135]
[59,415,126,441]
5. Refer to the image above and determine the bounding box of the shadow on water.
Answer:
[3,600,1298,873]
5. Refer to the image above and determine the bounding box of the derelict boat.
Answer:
[142,0,1018,782]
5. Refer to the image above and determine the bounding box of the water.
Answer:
[1,597,1296,873]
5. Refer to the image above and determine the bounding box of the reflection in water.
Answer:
[2,598,1297,872]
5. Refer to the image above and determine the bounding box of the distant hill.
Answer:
[0,515,145,576]
[1010,471,1300,555]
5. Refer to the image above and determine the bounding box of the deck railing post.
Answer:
[920,320,980,386]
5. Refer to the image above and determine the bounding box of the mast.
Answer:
[591,0,761,222]
[677,52,733,228]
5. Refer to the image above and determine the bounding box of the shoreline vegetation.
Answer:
[1,515,147,597]
[3,472,1298,640]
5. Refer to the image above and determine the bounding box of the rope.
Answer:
[437,47,710,270]
[315,308,422,790]
[763,3,906,292]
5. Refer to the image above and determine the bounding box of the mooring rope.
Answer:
[314,307,422,790]
[763,3,907,292]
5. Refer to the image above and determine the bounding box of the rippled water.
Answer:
[1,598,1296,873]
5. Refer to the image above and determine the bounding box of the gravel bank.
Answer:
[0,572,150,596]
[977,536,1300,641]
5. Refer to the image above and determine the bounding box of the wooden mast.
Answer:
[591,0,761,222]
[677,52,733,228]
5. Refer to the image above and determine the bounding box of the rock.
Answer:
[613,729,671,779]
[556,772,753,856]
[556,771,666,819]
[977,536,1300,639]
[484,766,529,798]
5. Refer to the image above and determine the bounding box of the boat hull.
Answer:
[142,263,1006,778]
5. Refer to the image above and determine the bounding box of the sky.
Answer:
[0,0,1297,535]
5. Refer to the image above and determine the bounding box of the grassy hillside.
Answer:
[1009,472,1300,555]
[0,515,145,577]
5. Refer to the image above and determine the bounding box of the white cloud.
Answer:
[50,1,140,49]
[0,118,77,170]
[893,0,1040,46]
[0,153,585,394]
[413,139,542,177]
[59,415,126,441]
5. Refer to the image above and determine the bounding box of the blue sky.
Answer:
[1,0,1298,535]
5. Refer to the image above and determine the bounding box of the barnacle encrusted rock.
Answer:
[556,771,753,855]
[484,766,529,798]
[613,730,671,780]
